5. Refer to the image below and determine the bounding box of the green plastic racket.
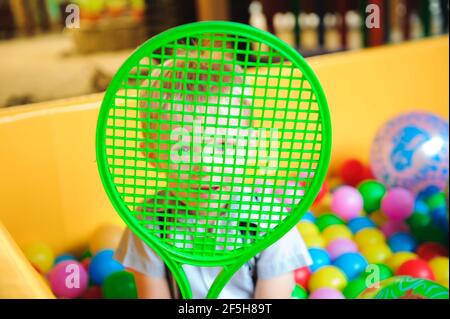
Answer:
[96,21,331,299]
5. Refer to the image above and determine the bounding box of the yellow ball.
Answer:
[24,243,54,273]
[304,235,326,248]
[297,222,320,237]
[312,193,332,215]
[361,244,392,264]
[370,210,388,227]
[429,257,449,282]
[308,265,348,292]
[322,224,352,245]
[354,228,386,248]
[386,252,418,272]
[89,224,125,255]
[438,280,449,289]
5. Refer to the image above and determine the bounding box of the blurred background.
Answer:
[0,0,448,108]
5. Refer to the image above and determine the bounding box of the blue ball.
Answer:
[308,248,331,272]
[414,199,430,215]
[89,249,124,285]
[301,211,316,223]
[333,252,368,281]
[347,217,376,234]
[387,232,417,253]
[431,207,449,231]
[54,254,76,265]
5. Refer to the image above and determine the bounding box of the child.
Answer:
[114,50,312,299]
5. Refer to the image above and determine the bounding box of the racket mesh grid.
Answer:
[103,31,324,258]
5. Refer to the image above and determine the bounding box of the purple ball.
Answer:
[309,288,345,299]
[48,260,88,298]
[326,238,358,260]
[381,187,415,221]
[331,186,363,221]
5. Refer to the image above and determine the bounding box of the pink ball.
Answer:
[380,220,409,237]
[381,187,415,221]
[326,238,358,260]
[309,288,345,299]
[48,260,88,298]
[331,186,363,221]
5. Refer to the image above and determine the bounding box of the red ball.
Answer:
[396,259,435,280]
[294,266,311,289]
[416,243,449,261]
[340,159,367,186]
[80,286,102,299]
[313,181,328,206]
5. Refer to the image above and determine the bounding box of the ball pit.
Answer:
[347,217,376,234]
[321,224,353,245]
[308,248,331,272]
[381,188,415,221]
[396,259,435,280]
[333,252,368,281]
[387,232,417,253]
[386,252,418,272]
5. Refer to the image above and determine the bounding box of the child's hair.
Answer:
[138,50,252,160]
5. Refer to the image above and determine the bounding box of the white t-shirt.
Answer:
[114,188,312,299]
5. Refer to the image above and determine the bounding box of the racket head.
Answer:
[96,21,331,266]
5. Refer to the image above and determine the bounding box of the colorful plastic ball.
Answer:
[313,181,329,206]
[102,270,138,299]
[326,238,358,260]
[428,257,449,282]
[387,232,417,253]
[308,248,331,272]
[88,249,124,285]
[354,228,386,248]
[304,235,326,248]
[381,187,415,221]
[370,210,388,226]
[294,266,311,288]
[55,254,76,265]
[301,211,316,223]
[340,159,369,187]
[406,200,431,228]
[24,243,55,273]
[396,259,435,280]
[322,224,353,245]
[308,266,348,292]
[89,224,124,255]
[381,221,409,237]
[426,192,447,210]
[343,277,368,299]
[410,223,447,245]
[291,284,308,299]
[357,180,386,213]
[48,260,88,298]
[360,263,393,281]
[360,244,392,264]
[416,242,449,261]
[297,222,320,237]
[309,287,345,299]
[438,280,449,289]
[370,112,449,194]
[430,207,449,231]
[348,217,376,234]
[315,213,345,232]
[333,252,368,281]
[386,252,418,272]
[331,186,363,221]
[80,286,103,299]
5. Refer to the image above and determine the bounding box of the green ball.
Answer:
[357,180,386,213]
[315,213,345,231]
[102,271,138,299]
[79,249,92,261]
[426,192,446,210]
[360,263,393,281]
[411,224,448,246]
[407,211,431,228]
[291,284,308,299]
[343,277,368,299]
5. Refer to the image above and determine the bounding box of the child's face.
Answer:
[151,100,251,214]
